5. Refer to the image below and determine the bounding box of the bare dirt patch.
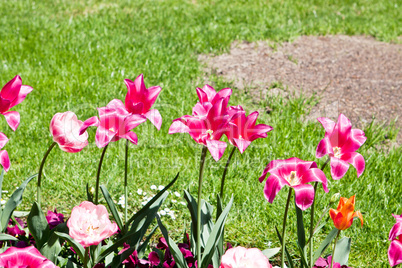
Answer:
[199,35,401,143]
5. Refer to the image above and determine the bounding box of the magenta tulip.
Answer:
[196,84,232,105]
[0,75,33,131]
[220,246,273,268]
[389,214,402,267]
[79,107,146,148]
[0,132,10,172]
[259,157,328,210]
[316,114,366,180]
[0,246,58,268]
[50,112,89,153]
[169,97,239,161]
[225,105,273,153]
[67,201,118,248]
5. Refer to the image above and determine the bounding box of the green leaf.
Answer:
[86,183,93,203]
[27,201,51,249]
[200,196,233,268]
[0,169,4,201]
[54,232,85,262]
[100,185,124,232]
[156,215,187,268]
[262,248,281,259]
[137,225,157,258]
[333,237,351,265]
[297,243,309,268]
[313,227,338,263]
[0,233,18,241]
[295,201,307,267]
[40,232,62,263]
[275,226,295,268]
[1,174,37,232]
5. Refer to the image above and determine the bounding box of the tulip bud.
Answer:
[90,187,95,195]
[329,193,341,205]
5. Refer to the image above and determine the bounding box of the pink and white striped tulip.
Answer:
[67,201,118,248]
[50,112,89,153]
[220,246,272,268]
[259,157,328,211]
[0,75,33,131]
[0,246,58,268]
[388,214,402,267]
[0,132,10,172]
[316,114,366,180]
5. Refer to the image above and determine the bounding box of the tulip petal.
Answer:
[10,85,33,108]
[248,124,273,141]
[3,111,20,131]
[79,116,100,135]
[1,75,21,101]
[341,128,367,153]
[233,138,251,154]
[329,208,338,224]
[206,139,227,161]
[263,174,286,203]
[124,114,147,132]
[95,127,116,148]
[106,99,129,116]
[341,152,365,177]
[121,132,138,145]
[144,86,162,112]
[301,168,329,192]
[330,157,350,180]
[317,117,335,135]
[353,211,364,227]
[316,137,333,158]
[212,87,232,104]
[169,120,190,134]
[145,109,162,130]
[389,222,402,241]
[196,84,216,103]
[329,114,352,147]
[388,239,402,267]
[0,132,8,149]
[0,150,10,172]
[293,184,315,210]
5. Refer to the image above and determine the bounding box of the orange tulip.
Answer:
[329,195,363,230]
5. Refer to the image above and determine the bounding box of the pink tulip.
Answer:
[220,246,272,268]
[225,105,273,153]
[122,74,162,130]
[196,84,232,105]
[50,112,89,153]
[259,157,328,210]
[389,214,402,267]
[0,246,58,268]
[0,132,10,172]
[169,97,241,161]
[0,75,33,131]
[316,114,366,180]
[67,201,118,248]
[79,106,146,148]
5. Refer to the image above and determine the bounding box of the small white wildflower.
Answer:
[141,201,147,206]
[118,195,125,208]
[180,201,186,206]
[137,189,143,195]
[168,211,175,220]
[164,208,170,213]
[172,199,177,203]
[158,185,164,191]
[1,199,6,205]
[151,185,157,190]
[143,192,147,196]
[174,191,181,197]
[160,210,166,216]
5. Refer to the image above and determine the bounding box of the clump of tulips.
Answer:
[0,74,397,268]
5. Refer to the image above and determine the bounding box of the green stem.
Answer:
[197,146,208,268]
[309,157,330,267]
[83,247,90,268]
[37,142,57,208]
[331,230,341,268]
[281,188,293,268]
[124,139,129,223]
[219,146,236,199]
[95,144,109,205]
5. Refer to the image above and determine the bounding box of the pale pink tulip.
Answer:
[0,132,10,172]
[389,214,402,267]
[50,112,89,153]
[67,201,118,248]
[220,246,272,268]
[0,246,58,268]
[0,75,33,131]
[316,114,366,180]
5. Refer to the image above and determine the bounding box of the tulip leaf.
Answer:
[156,215,188,268]
[86,183,93,203]
[40,232,62,263]
[137,225,158,258]
[262,247,281,259]
[212,194,224,268]
[297,243,309,268]
[201,196,233,268]
[0,169,4,202]
[27,201,51,249]
[275,226,295,268]
[0,174,37,232]
[54,231,85,262]
[295,201,306,251]
[0,233,18,241]
[313,227,338,264]
[333,237,351,265]
[100,185,124,232]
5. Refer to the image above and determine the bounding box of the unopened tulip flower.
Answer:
[0,132,10,172]
[80,107,146,148]
[0,75,33,131]
[220,246,273,268]
[225,105,273,153]
[196,84,232,105]
[259,157,328,210]
[388,214,402,267]
[50,112,89,153]
[0,246,58,268]
[46,209,64,230]
[329,195,363,230]
[316,114,367,180]
[67,201,118,248]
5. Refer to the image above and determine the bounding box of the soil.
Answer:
[199,35,401,144]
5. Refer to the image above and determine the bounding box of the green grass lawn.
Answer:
[0,0,401,266]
